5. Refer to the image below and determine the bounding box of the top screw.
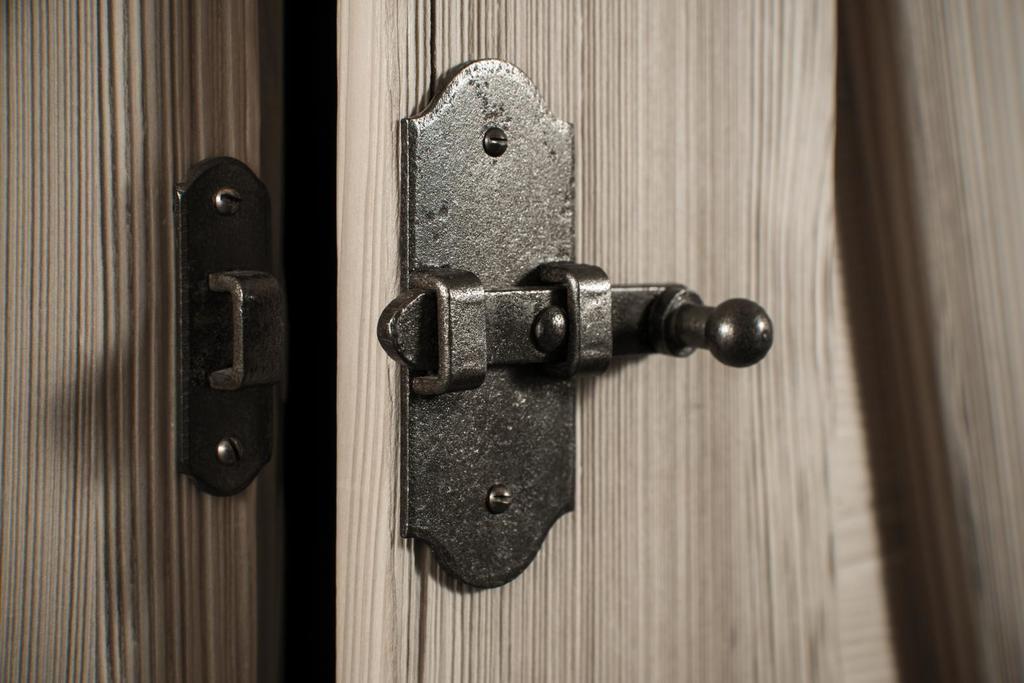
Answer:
[213,187,242,215]
[487,484,513,514]
[482,127,508,157]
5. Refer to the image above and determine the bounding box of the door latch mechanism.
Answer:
[378,60,772,587]
[176,157,284,496]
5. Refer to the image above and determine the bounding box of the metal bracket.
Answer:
[407,269,487,395]
[175,157,283,496]
[537,263,613,377]
[392,60,576,588]
[379,60,774,587]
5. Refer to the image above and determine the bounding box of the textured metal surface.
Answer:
[646,285,703,357]
[408,269,487,394]
[380,287,561,371]
[400,60,575,587]
[380,283,706,366]
[670,298,774,367]
[176,157,281,496]
[537,263,612,376]
[208,271,284,390]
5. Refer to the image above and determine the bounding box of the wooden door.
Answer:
[336,2,854,680]
[1,2,280,680]
[335,1,1024,681]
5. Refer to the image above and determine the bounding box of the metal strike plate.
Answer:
[400,60,576,587]
[175,157,282,496]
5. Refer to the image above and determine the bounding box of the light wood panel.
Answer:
[841,1,1024,680]
[0,1,276,680]
[336,1,902,681]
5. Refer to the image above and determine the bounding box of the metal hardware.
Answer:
[216,437,243,465]
[667,297,773,367]
[207,271,285,390]
[532,306,568,353]
[378,60,773,587]
[213,187,242,216]
[381,284,772,372]
[537,263,612,377]
[487,484,513,514]
[175,157,283,496]
[393,268,487,395]
[482,127,508,157]
[391,59,575,588]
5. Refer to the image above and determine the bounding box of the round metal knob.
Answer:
[669,297,773,367]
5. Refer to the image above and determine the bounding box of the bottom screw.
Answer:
[487,484,512,514]
[216,437,242,465]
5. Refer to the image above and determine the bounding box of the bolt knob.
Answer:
[671,298,773,367]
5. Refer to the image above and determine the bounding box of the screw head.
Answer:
[532,306,567,353]
[213,187,242,215]
[216,437,242,465]
[482,127,508,157]
[487,484,512,514]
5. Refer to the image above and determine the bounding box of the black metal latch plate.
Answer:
[175,157,282,496]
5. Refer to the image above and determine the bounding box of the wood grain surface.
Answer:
[335,1,898,680]
[0,1,276,680]
[841,2,1024,680]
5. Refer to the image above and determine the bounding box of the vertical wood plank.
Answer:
[334,0,430,680]
[0,1,274,679]
[841,1,1024,680]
